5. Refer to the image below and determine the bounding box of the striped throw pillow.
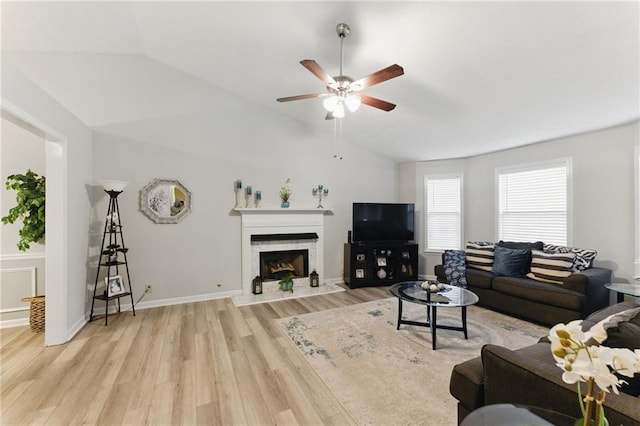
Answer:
[466,241,495,271]
[526,250,576,284]
[543,244,597,272]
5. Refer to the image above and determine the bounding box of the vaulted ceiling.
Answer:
[2,1,638,162]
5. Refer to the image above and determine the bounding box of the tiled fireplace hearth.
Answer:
[235,208,332,295]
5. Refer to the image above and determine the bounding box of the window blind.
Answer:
[498,162,568,246]
[425,175,462,250]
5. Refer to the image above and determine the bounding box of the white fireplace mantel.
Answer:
[236,208,332,294]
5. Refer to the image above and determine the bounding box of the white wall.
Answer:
[409,121,639,283]
[1,114,46,255]
[91,107,398,304]
[1,62,93,344]
[0,114,47,326]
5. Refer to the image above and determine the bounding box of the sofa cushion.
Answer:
[444,249,468,288]
[526,250,576,284]
[466,241,494,271]
[543,243,598,272]
[465,268,496,289]
[491,276,584,311]
[491,246,531,277]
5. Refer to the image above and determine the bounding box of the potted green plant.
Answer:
[278,273,295,292]
[2,170,46,251]
[3,170,47,332]
[280,178,292,208]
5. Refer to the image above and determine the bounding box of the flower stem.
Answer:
[595,390,606,426]
[583,378,595,426]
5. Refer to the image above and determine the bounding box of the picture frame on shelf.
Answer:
[355,269,365,279]
[106,275,126,297]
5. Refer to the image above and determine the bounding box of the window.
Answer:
[425,174,462,251]
[497,159,570,246]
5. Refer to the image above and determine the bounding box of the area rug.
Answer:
[278,297,548,426]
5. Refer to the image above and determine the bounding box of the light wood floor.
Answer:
[1,285,390,425]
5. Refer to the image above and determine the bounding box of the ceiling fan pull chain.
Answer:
[333,117,344,160]
[339,27,344,76]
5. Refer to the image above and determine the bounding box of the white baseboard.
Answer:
[0,317,29,329]
[135,289,242,310]
[65,315,88,343]
[88,288,243,317]
[324,277,346,285]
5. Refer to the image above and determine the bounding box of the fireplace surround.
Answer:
[236,208,331,294]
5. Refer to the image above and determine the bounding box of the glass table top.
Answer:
[605,282,640,297]
[389,281,479,307]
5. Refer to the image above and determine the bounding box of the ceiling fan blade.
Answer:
[360,95,397,112]
[300,60,337,86]
[277,93,325,102]
[351,64,404,90]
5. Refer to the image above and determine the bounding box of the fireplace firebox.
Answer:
[260,249,309,281]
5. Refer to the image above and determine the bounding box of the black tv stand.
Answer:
[344,241,419,288]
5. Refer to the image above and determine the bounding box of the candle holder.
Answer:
[312,185,329,208]
[310,270,319,287]
[252,275,263,295]
[245,186,252,208]
[254,190,262,208]
[234,179,243,208]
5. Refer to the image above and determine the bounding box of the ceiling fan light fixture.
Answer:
[345,95,361,112]
[323,95,340,112]
[333,103,345,118]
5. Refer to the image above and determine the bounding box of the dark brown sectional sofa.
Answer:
[449,301,640,425]
[434,241,612,326]
[434,266,612,326]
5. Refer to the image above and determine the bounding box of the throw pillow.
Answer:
[491,245,531,277]
[466,241,494,271]
[443,250,468,288]
[497,241,543,273]
[586,307,640,397]
[526,250,576,285]
[543,244,597,272]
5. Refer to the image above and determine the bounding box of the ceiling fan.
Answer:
[276,23,404,120]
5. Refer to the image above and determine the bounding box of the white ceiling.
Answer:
[2,1,639,162]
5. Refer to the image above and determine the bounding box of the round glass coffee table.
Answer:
[605,282,640,303]
[389,281,479,350]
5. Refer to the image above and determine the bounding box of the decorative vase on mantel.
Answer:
[279,178,292,209]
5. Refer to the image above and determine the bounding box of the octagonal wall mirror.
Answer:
[140,179,191,224]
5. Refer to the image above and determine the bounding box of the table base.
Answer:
[396,298,469,350]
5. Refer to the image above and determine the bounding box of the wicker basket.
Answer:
[21,296,45,332]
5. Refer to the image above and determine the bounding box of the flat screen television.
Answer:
[352,202,415,243]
